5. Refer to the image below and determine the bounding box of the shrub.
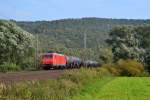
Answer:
[60,68,99,85]
[138,71,150,77]
[101,64,120,76]
[99,59,147,76]
[96,67,113,76]
[59,79,79,96]
[0,62,20,72]
[20,57,35,70]
[0,20,34,71]
[116,59,145,76]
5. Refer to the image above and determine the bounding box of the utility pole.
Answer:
[35,34,39,69]
[84,32,87,49]
[83,30,87,67]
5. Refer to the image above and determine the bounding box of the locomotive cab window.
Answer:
[42,55,53,58]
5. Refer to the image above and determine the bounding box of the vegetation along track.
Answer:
[0,70,65,83]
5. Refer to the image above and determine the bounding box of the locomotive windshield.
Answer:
[42,54,52,58]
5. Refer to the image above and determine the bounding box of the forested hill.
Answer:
[16,18,150,48]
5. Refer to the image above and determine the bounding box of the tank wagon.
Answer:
[83,60,99,67]
[66,56,82,68]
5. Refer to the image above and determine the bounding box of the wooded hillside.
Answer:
[16,18,150,49]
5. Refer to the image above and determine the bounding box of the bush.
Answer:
[100,64,120,76]
[138,71,150,77]
[60,68,99,85]
[99,59,147,76]
[59,79,79,96]
[20,57,35,70]
[116,59,145,76]
[96,67,113,76]
[0,62,20,72]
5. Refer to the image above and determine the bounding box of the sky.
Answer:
[0,0,150,21]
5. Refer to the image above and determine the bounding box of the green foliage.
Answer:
[101,64,120,76]
[117,59,145,76]
[15,18,150,68]
[138,71,150,77]
[20,57,35,70]
[0,20,35,71]
[0,64,148,99]
[100,59,145,76]
[60,68,100,85]
[0,62,20,72]
[96,67,113,76]
[16,18,150,48]
[107,26,144,61]
[0,68,113,100]
[98,48,113,64]
[135,25,150,71]
[107,25,150,70]
[1,18,150,72]
[144,51,150,72]
[59,79,79,97]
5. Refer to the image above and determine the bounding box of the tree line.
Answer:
[0,19,150,73]
[107,25,150,72]
[0,20,34,72]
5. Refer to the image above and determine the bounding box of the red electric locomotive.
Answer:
[41,53,67,69]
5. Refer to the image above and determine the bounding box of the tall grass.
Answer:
[0,59,148,100]
[0,67,112,100]
[0,62,20,73]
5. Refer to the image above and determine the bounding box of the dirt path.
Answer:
[0,70,64,83]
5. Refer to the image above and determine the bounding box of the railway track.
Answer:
[0,70,64,83]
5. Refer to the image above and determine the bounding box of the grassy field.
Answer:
[70,77,150,100]
[0,67,149,100]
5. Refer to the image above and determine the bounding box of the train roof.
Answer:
[41,53,65,56]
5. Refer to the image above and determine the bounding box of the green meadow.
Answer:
[71,77,150,100]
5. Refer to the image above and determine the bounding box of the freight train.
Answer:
[40,52,98,69]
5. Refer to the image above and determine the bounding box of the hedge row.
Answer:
[101,59,149,77]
